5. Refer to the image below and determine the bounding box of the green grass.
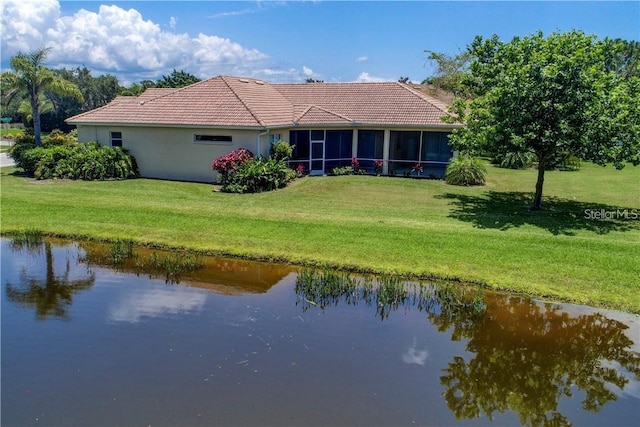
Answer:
[0,128,24,139]
[1,162,639,312]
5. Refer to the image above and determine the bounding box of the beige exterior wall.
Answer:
[77,125,265,182]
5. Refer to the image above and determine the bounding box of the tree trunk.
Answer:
[532,156,545,210]
[31,93,41,146]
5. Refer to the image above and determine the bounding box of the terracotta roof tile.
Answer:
[67,76,458,128]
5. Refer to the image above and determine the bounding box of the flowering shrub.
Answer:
[373,159,384,175]
[411,162,424,176]
[212,148,253,186]
[212,147,296,193]
[351,157,360,172]
[296,163,306,177]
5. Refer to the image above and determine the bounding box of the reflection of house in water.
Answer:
[78,240,295,295]
[173,258,295,295]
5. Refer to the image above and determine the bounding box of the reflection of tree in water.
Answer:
[5,241,95,320]
[433,295,640,427]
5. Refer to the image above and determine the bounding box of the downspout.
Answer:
[257,128,269,158]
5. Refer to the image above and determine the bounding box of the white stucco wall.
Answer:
[76,125,266,182]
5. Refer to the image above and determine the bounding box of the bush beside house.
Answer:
[212,141,297,193]
[9,130,138,180]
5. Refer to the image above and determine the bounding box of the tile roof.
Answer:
[67,76,457,128]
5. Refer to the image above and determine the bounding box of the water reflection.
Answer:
[437,295,640,427]
[294,270,640,427]
[108,287,207,323]
[5,240,95,320]
[402,337,430,365]
[2,238,639,426]
[79,240,292,293]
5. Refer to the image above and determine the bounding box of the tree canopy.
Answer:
[155,69,201,88]
[447,31,640,209]
[1,48,83,145]
[422,49,474,97]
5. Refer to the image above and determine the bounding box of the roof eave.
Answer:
[66,121,267,131]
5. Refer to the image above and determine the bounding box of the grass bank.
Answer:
[1,163,639,312]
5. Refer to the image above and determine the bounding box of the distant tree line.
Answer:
[1,57,201,133]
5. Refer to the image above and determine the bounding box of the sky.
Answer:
[1,1,639,85]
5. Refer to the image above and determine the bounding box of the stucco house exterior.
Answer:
[67,75,461,183]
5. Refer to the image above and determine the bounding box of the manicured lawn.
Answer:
[0,128,23,139]
[1,163,639,312]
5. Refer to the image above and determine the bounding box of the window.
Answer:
[387,130,452,177]
[389,131,421,161]
[194,134,232,144]
[325,130,353,171]
[325,130,352,159]
[289,130,311,171]
[269,134,282,144]
[311,130,324,141]
[421,132,453,163]
[110,131,122,147]
[357,130,384,160]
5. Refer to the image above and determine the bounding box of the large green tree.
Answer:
[155,69,201,88]
[422,49,474,97]
[449,31,640,209]
[47,67,120,131]
[1,48,83,145]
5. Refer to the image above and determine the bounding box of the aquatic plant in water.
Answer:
[84,241,205,284]
[8,228,44,252]
[295,268,487,320]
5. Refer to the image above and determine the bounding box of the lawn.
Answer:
[1,162,639,312]
[0,128,24,139]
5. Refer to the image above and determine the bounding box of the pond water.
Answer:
[1,238,639,426]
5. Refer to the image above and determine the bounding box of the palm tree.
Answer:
[0,48,82,145]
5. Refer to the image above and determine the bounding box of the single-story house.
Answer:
[67,75,461,183]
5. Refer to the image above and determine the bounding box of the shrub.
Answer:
[13,141,138,180]
[270,140,293,162]
[212,148,253,186]
[560,155,581,171]
[221,157,296,193]
[373,160,384,175]
[295,163,306,177]
[42,129,77,147]
[213,147,296,193]
[445,155,487,186]
[332,166,354,176]
[8,133,36,170]
[498,151,536,169]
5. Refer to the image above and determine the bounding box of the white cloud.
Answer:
[169,16,177,29]
[302,66,314,76]
[209,9,257,18]
[109,287,206,323]
[1,0,269,84]
[356,56,368,62]
[1,0,60,53]
[402,343,429,365]
[355,72,391,83]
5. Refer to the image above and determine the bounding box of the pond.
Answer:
[1,237,639,426]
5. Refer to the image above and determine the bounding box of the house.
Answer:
[67,76,461,183]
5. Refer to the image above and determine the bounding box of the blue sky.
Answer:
[2,1,639,84]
